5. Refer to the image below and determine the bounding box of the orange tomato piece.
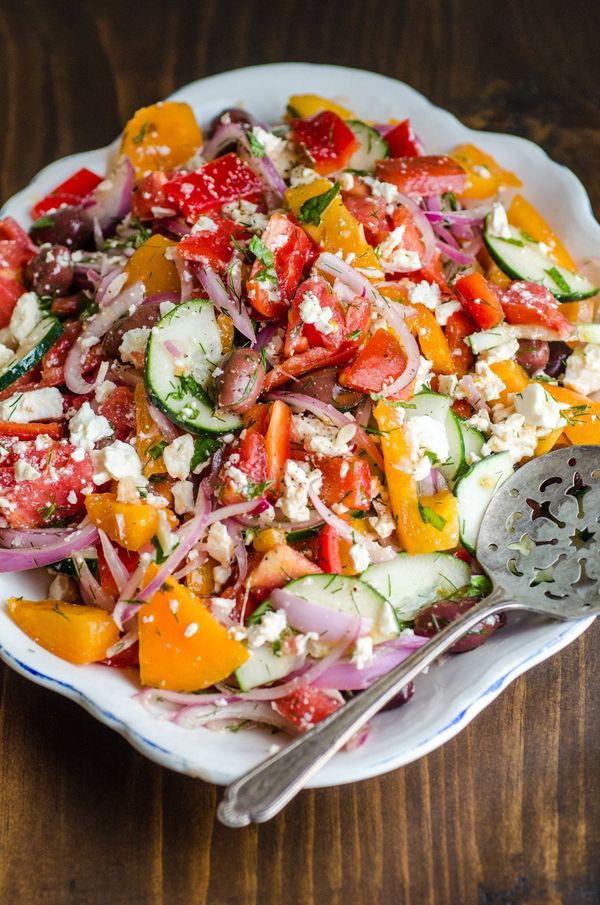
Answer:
[488,360,529,407]
[451,144,522,199]
[8,598,119,665]
[138,572,248,691]
[507,194,577,272]
[121,101,203,179]
[544,384,600,445]
[125,234,179,295]
[265,400,292,494]
[85,493,163,551]
[134,383,168,478]
[405,304,455,373]
[247,544,320,594]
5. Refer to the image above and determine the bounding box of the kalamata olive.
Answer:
[102,299,164,359]
[206,107,254,141]
[30,206,93,250]
[216,348,265,414]
[414,599,505,653]
[296,367,363,411]
[27,244,73,296]
[381,682,415,711]
[516,339,550,375]
[544,341,572,378]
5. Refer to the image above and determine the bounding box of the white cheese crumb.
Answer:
[163,434,194,481]
[564,344,600,396]
[0,387,63,423]
[513,382,566,432]
[349,543,370,574]
[352,636,374,670]
[487,202,512,239]
[298,291,336,335]
[69,401,113,450]
[377,225,421,272]
[10,291,42,344]
[119,327,150,366]
[14,460,41,482]
[172,480,195,515]
[277,459,323,522]
[399,415,450,480]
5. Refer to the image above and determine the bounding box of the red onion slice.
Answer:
[311,635,428,690]
[74,554,114,612]
[173,700,293,731]
[83,157,134,231]
[393,192,436,269]
[197,263,256,343]
[435,239,476,266]
[270,587,372,642]
[0,523,99,573]
[306,487,395,564]
[98,529,130,594]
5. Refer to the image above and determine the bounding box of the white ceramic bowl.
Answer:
[0,64,597,787]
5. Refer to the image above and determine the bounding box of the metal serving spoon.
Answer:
[218,445,600,827]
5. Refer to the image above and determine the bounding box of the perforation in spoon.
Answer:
[565,471,591,518]
[571,558,595,595]
[539,476,562,492]
[526,498,566,528]
[570,527,595,551]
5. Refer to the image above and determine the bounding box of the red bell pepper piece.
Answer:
[376,156,467,197]
[265,400,292,494]
[263,345,358,392]
[164,153,263,220]
[291,111,359,176]
[31,168,103,219]
[98,386,136,443]
[0,276,25,327]
[342,194,390,246]
[455,272,504,329]
[339,328,407,395]
[247,212,314,318]
[444,310,477,376]
[177,215,249,272]
[318,456,373,511]
[384,119,423,157]
[500,281,572,338]
[131,171,169,221]
[0,421,63,441]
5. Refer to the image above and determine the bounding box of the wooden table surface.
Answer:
[1,2,599,903]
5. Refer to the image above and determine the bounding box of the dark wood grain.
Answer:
[0,1,599,902]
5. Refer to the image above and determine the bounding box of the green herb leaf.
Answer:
[520,230,536,243]
[132,121,150,144]
[496,236,524,247]
[246,129,266,157]
[146,439,168,461]
[418,502,447,531]
[190,436,221,472]
[248,235,278,285]
[151,535,169,564]
[544,266,571,294]
[31,215,55,230]
[298,183,340,227]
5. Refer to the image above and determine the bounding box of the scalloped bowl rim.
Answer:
[0,63,596,787]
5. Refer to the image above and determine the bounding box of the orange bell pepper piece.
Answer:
[138,572,248,691]
[265,400,292,493]
[507,195,577,272]
[134,383,168,478]
[374,400,459,553]
[405,304,455,373]
[488,360,529,407]
[85,493,173,552]
[286,94,354,120]
[285,179,381,275]
[544,384,600,445]
[558,298,595,324]
[451,143,522,199]
[125,234,180,295]
[121,101,203,179]
[216,313,235,353]
[8,598,119,665]
[534,429,563,457]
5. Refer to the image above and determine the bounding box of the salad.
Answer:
[1,91,598,743]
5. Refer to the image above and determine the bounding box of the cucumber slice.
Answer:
[454,451,513,554]
[459,420,485,468]
[573,323,600,344]
[235,646,299,691]
[144,298,241,435]
[0,316,63,392]
[405,391,465,483]
[362,552,472,621]
[467,326,515,355]
[346,120,389,172]
[284,573,399,644]
[483,220,597,301]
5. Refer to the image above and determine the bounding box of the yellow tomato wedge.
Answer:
[134,383,168,478]
[405,304,455,374]
[125,234,179,295]
[85,493,176,552]
[374,399,459,553]
[544,384,600,445]
[507,194,577,271]
[451,144,522,199]
[138,572,248,691]
[285,179,380,274]
[121,101,203,178]
[287,94,354,120]
[7,598,119,665]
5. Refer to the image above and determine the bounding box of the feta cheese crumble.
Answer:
[408,280,441,310]
[513,383,566,432]
[349,543,370,574]
[298,291,336,335]
[487,202,512,240]
[564,344,600,396]
[399,415,450,480]
[172,480,195,515]
[119,327,150,366]
[481,414,538,463]
[247,609,288,649]
[0,387,63,423]
[377,225,422,273]
[291,413,356,457]
[93,440,145,485]
[69,401,113,450]
[352,636,374,670]
[277,459,322,522]
[478,338,520,365]
[163,434,194,481]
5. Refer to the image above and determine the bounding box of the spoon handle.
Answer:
[218,589,522,826]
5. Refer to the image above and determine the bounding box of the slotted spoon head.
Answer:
[477,445,600,619]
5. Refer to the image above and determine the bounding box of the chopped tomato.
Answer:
[130,171,169,221]
[291,111,359,176]
[451,399,473,420]
[385,119,422,157]
[31,168,103,220]
[42,321,102,385]
[339,328,407,395]
[247,543,320,599]
[286,275,346,355]
[318,524,344,574]
[164,153,263,220]
[0,276,26,327]
[273,686,342,731]
[500,281,572,338]
[0,439,92,528]
[265,400,292,494]
[0,217,37,250]
[264,345,357,392]
[444,309,477,377]
[177,215,249,272]
[100,641,140,669]
[50,294,82,318]
[0,241,35,279]
[97,545,140,599]
[247,213,314,318]
[342,194,390,246]
[218,427,268,505]
[376,156,467,197]
[0,422,63,441]
[318,455,373,511]
[98,387,136,442]
[455,272,504,329]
